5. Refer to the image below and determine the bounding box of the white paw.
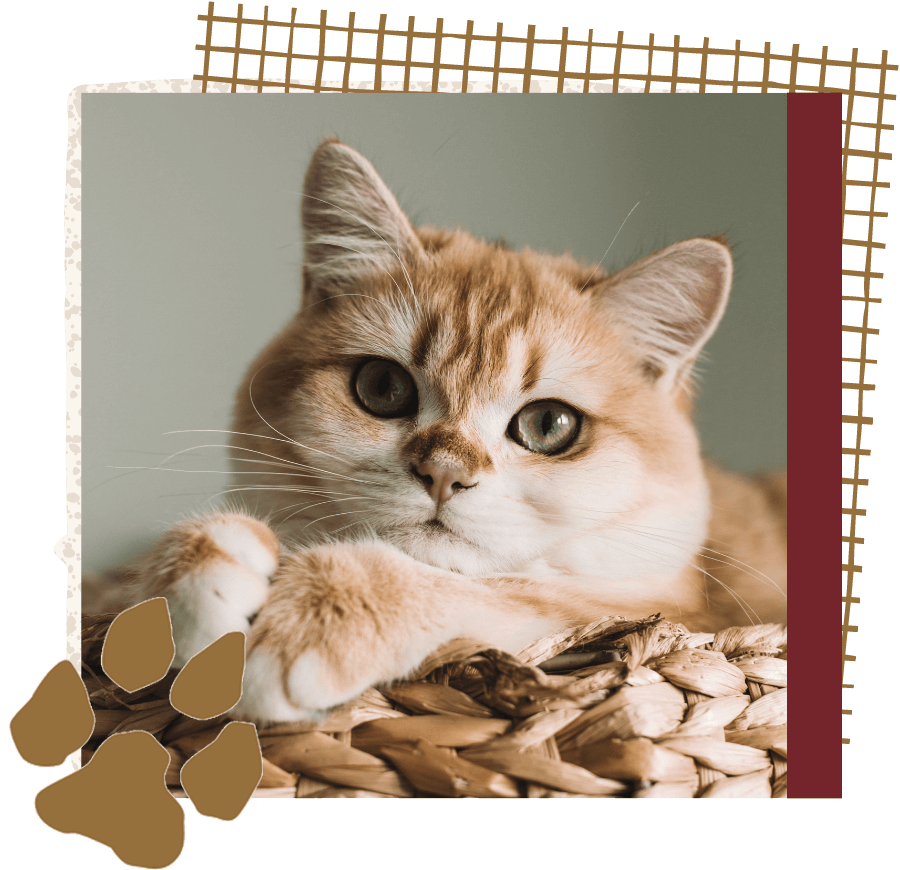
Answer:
[153,514,279,667]
[166,562,267,667]
[205,514,279,578]
[230,648,331,723]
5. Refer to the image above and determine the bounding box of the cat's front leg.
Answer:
[137,513,281,666]
[233,542,594,724]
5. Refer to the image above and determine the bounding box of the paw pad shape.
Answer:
[11,661,94,766]
[36,731,184,869]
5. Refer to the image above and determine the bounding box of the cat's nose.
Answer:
[411,460,477,508]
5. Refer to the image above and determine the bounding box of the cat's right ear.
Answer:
[300,138,425,309]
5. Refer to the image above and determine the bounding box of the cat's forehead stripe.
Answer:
[406,252,553,407]
[521,343,544,393]
[417,309,536,407]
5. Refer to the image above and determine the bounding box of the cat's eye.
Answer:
[353,359,418,418]
[508,401,580,455]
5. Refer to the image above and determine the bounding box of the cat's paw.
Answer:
[232,542,457,723]
[141,513,280,667]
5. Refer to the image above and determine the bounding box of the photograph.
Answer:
[76,92,788,798]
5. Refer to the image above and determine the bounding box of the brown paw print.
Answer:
[16,610,788,813]
[10,598,262,868]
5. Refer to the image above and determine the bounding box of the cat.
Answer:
[85,137,787,724]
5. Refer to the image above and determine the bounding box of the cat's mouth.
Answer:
[385,515,503,575]
[421,518,452,534]
[417,517,470,544]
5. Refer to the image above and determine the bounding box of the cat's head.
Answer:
[231,138,731,584]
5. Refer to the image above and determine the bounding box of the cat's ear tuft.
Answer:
[598,237,732,390]
[301,138,425,309]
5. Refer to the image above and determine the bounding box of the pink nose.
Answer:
[412,460,477,508]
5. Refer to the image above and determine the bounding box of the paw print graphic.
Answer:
[10,598,262,868]
[14,602,789,821]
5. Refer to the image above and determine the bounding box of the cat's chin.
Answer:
[381,521,516,577]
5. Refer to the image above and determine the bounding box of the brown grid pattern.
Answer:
[193,4,897,744]
[839,50,892,745]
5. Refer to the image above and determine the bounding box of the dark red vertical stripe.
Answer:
[787,92,842,798]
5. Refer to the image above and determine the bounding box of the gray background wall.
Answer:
[82,94,787,571]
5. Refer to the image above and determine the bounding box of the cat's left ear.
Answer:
[597,237,732,391]
[300,138,425,309]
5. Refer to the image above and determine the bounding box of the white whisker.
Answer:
[579,201,641,292]
[245,368,362,471]
[164,431,367,473]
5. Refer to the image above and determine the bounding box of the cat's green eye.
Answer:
[508,401,580,455]
[353,359,418,418]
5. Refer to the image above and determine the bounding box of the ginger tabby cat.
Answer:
[85,138,786,723]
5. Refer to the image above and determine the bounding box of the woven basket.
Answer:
[80,613,787,798]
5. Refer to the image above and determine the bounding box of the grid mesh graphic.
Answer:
[193,3,897,744]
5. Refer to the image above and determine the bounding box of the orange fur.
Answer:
[90,139,786,722]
